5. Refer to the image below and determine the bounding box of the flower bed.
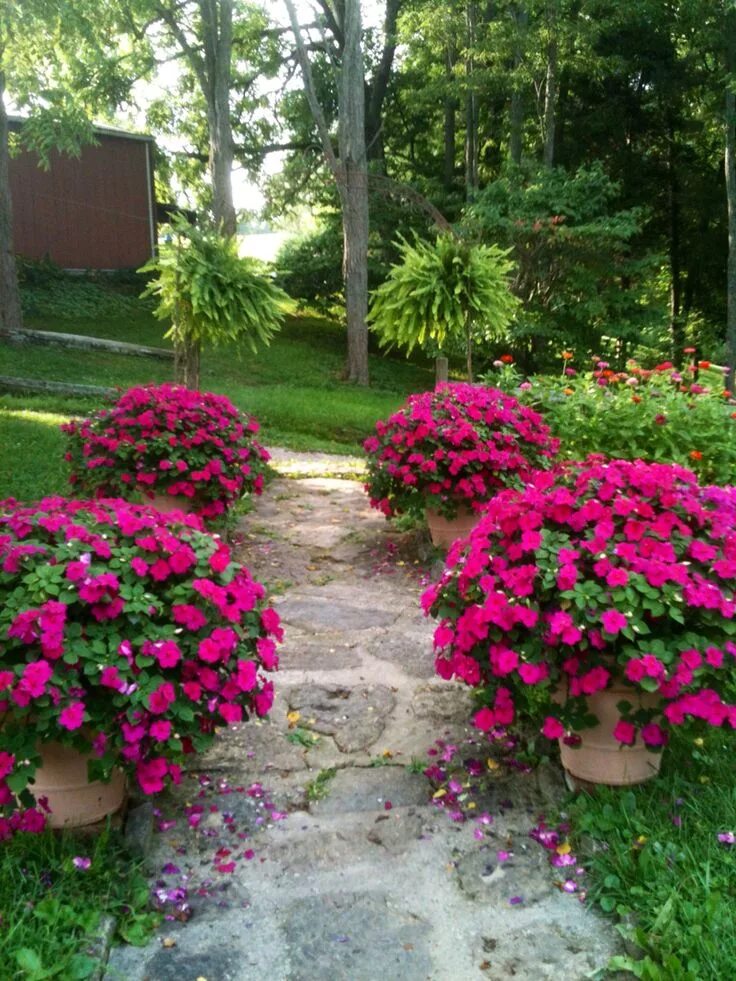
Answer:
[363,383,558,520]
[62,384,270,519]
[422,457,736,747]
[0,497,281,833]
[487,355,736,486]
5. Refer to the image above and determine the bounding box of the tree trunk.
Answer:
[727,31,736,392]
[444,47,457,191]
[542,25,558,168]
[207,0,236,236]
[364,0,400,169]
[465,316,473,382]
[174,333,202,389]
[435,356,449,387]
[668,122,685,366]
[339,0,369,386]
[509,4,527,166]
[0,74,22,334]
[464,1,479,200]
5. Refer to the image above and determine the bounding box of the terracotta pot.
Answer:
[32,741,126,828]
[425,506,481,550]
[558,685,663,787]
[148,492,194,515]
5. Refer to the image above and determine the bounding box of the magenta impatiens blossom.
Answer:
[424,457,736,749]
[62,384,270,520]
[0,496,281,833]
[364,383,558,520]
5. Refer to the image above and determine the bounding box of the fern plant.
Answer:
[141,217,287,388]
[368,233,518,381]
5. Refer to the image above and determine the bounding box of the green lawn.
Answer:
[1,825,157,979]
[0,295,435,501]
[570,730,736,980]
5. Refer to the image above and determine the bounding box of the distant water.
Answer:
[238,231,290,264]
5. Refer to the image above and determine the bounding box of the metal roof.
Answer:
[8,113,154,143]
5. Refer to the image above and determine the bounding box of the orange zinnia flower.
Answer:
[631,395,642,403]
[690,450,703,461]
[562,351,573,360]
[698,360,711,369]
[564,387,574,395]
[500,354,514,364]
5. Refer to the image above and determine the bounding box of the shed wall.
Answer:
[9,134,154,270]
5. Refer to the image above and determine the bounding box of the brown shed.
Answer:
[8,117,156,271]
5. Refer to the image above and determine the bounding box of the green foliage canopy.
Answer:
[141,218,286,354]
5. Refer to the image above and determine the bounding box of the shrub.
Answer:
[423,458,736,747]
[363,382,558,520]
[485,355,736,486]
[141,217,286,388]
[368,233,518,381]
[0,497,281,832]
[62,384,270,520]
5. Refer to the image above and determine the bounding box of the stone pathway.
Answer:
[106,454,621,981]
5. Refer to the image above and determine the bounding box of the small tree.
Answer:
[368,233,518,382]
[141,218,286,389]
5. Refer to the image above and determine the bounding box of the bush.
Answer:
[62,384,270,520]
[485,355,736,485]
[0,497,281,831]
[273,223,345,313]
[363,382,558,520]
[423,458,736,745]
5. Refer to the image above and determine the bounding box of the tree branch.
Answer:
[283,0,340,177]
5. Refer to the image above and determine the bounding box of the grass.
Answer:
[0,288,435,501]
[1,825,158,979]
[570,729,736,979]
[305,768,337,802]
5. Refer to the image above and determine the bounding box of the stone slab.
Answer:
[276,582,401,632]
[282,892,433,981]
[287,684,397,753]
[310,766,429,815]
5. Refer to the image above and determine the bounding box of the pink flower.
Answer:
[235,660,258,692]
[518,662,548,685]
[600,610,628,635]
[136,757,169,794]
[59,701,85,730]
[613,720,636,745]
[148,682,176,715]
[641,723,667,747]
[541,717,565,739]
[19,660,53,698]
[219,702,243,723]
[150,720,172,742]
[172,604,208,631]
[100,666,125,690]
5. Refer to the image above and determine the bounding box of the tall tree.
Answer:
[283,0,401,385]
[725,5,736,388]
[134,0,277,235]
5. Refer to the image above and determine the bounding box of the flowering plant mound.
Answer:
[363,383,559,520]
[0,497,280,832]
[62,384,270,519]
[486,353,736,486]
[422,457,736,749]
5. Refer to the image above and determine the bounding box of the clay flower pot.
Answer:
[33,742,126,828]
[148,492,195,515]
[425,506,481,550]
[559,685,663,788]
